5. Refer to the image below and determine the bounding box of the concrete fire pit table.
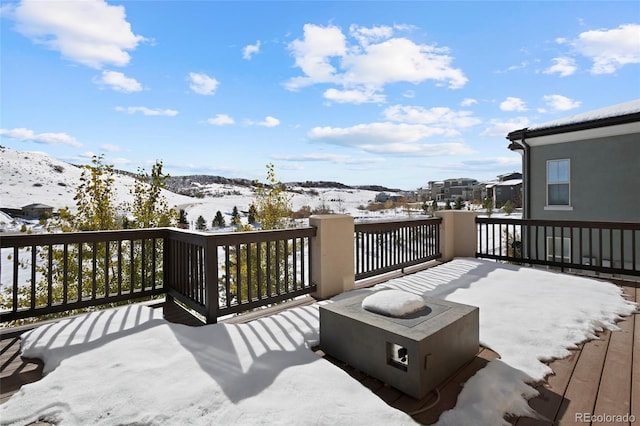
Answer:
[319,290,479,399]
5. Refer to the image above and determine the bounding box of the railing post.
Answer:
[309,214,354,299]
[435,211,478,262]
[204,235,219,323]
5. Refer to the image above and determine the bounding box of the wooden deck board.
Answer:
[1,279,638,426]
[516,344,583,426]
[408,347,500,425]
[592,284,635,425]
[0,336,43,405]
[632,285,640,424]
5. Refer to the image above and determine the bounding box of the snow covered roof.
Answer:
[507,99,640,144]
[528,99,640,131]
[495,179,522,186]
[22,203,54,209]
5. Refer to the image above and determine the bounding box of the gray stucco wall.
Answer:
[529,133,639,222]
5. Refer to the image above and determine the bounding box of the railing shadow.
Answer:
[19,304,163,374]
[169,304,321,403]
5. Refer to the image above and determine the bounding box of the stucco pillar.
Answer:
[309,214,355,299]
[434,211,478,261]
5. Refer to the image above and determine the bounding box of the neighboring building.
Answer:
[21,203,54,219]
[471,172,522,208]
[507,99,640,222]
[426,181,444,201]
[493,172,522,208]
[442,178,477,202]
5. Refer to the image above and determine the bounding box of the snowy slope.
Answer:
[0,147,195,212]
[0,147,410,231]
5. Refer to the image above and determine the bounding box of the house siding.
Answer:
[529,133,639,222]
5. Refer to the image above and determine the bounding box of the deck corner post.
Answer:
[204,235,219,324]
[435,211,478,261]
[309,214,354,299]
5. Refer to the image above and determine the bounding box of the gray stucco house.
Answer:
[507,99,640,222]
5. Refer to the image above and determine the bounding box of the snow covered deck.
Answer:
[1,259,637,425]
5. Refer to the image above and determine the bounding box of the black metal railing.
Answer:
[354,217,442,280]
[0,229,166,322]
[476,217,640,278]
[165,227,316,323]
[2,217,450,325]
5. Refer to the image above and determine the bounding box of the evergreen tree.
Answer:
[212,211,225,228]
[196,215,207,231]
[445,199,452,210]
[247,204,257,224]
[177,209,189,228]
[231,206,241,226]
[483,196,494,217]
[454,196,464,210]
[431,199,438,214]
[503,200,515,216]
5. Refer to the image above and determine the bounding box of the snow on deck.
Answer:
[0,258,636,425]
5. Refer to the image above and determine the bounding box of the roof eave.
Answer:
[506,111,640,142]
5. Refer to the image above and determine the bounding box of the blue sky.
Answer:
[1,1,639,189]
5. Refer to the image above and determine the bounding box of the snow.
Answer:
[0,147,406,232]
[361,289,426,317]
[528,98,640,131]
[1,258,636,426]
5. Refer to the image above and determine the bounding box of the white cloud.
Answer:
[500,97,528,112]
[207,114,235,126]
[271,153,384,165]
[0,127,82,147]
[308,122,474,157]
[462,157,522,170]
[342,37,467,89]
[94,70,142,92]
[461,98,477,107]
[78,151,97,159]
[571,24,640,74]
[286,24,347,89]
[348,24,394,46]
[115,106,178,116]
[384,105,481,129]
[100,143,122,152]
[11,0,145,69]
[480,117,530,137]
[543,95,581,111]
[243,40,261,60]
[285,23,467,99]
[110,157,131,165]
[543,57,577,77]
[495,61,529,74]
[323,88,385,104]
[188,72,219,95]
[257,116,280,127]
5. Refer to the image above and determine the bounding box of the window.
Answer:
[547,159,570,206]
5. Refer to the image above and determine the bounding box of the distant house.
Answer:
[507,99,640,222]
[442,178,477,202]
[375,192,390,203]
[493,173,522,208]
[21,203,54,219]
[426,181,445,201]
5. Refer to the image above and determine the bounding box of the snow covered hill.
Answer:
[0,147,408,232]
